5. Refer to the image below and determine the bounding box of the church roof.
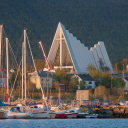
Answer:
[47,22,113,74]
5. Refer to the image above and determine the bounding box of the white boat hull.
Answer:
[65,113,78,118]
[30,110,50,119]
[7,112,30,119]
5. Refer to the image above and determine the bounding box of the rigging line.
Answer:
[26,33,46,102]
[14,33,23,64]
[8,42,18,68]
[9,58,22,100]
[2,27,17,69]
[8,44,14,69]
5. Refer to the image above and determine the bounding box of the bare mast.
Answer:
[22,42,24,100]
[24,29,27,100]
[0,25,2,69]
[6,37,9,100]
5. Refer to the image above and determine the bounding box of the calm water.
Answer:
[0,119,128,128]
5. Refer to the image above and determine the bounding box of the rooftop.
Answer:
[37,71,52,77]
[78,74,95,81]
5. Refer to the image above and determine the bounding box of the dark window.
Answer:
[89,81,92,84]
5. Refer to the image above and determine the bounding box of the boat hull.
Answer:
[55,113,65,119]
[65,113,78,118]
[77,113,86,118]
[7,112,30,119]
[49,112,56,119]
[30,111,50,119]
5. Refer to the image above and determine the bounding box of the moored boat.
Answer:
[65,109,78,118]
[30,108,50,119]
[28,104,50,119]
[49,112,56,119]
[5,107,31,119]
[85,114,98,118]
[55,111,65,119]
[0,110,8,119]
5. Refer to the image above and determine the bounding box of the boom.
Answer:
[39,41,51,71]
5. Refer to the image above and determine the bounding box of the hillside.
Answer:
[0,0,128,63]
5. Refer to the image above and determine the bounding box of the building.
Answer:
[78,74,95,89]
[47,22,113,74]
[29,71,52,89]
[73,74,95,89]
[76,90,89,101]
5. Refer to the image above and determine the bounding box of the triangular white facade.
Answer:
[47,22,113,74]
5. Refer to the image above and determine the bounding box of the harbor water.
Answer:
[0,119,128,128]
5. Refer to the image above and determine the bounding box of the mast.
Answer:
[6,37,9,98]
[22,42,24,100]
[24,29,27,100]
[0,25,2,69]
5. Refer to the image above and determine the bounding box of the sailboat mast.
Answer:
[24,29,27,100]
[0,25,2,69]
[22,42,24,100]
[6,37,9,98]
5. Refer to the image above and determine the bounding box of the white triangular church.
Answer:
[47,22,113,74]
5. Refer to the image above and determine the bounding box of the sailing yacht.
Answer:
[5,106,31,119]
[28,104,50,119]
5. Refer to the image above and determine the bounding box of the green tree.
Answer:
[80,80,85,90]
[112,77,125,88]
[69,78,79,92]
[53,69,67,82]
[34,59,45,71]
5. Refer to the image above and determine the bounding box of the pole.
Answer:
[6,38,9,99]
[24,29,27,100]
[22,42,24,100]
[0,25,2,69]
[47,71,49,102]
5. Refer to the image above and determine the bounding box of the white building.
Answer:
[47,22,113,74]
[73,74,95,89]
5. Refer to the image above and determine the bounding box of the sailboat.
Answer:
[21,30,50,119]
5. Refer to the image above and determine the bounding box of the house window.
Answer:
[89,81,92,84]
[41,79,43,81]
